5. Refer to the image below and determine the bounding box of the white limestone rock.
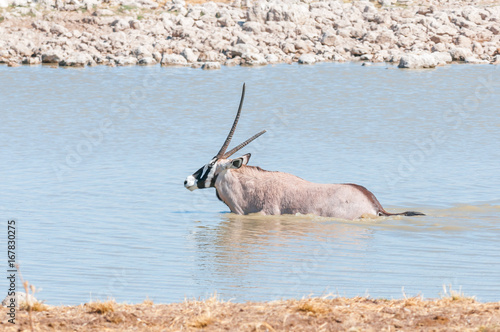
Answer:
[201,62,221,70]
[160,54,188,66]
[181,48,198,63]
[115,56,138,66]
[23,56,41,65]
[241,53,267,66]
[231,44,260,57]
[138,57,156,65]
[449,47,474,61]
[42,50,64,63]
[298,53,316,65]
[398,52,442,69]
[111,19,130,32]
[59,52,94,67]
[265,54,279,64]
[464,57,489,64]
[50,24,68,36]
[132,46,152,59]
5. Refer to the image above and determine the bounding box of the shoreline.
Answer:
[2,295,500,331]
[0,0,499,69]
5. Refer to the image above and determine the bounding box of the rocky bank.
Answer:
[0,0,499,69]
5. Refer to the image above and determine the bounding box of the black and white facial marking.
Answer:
[184,154,251,191]
[184,158,218,191]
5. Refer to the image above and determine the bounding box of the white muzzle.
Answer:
[184,175,198,191]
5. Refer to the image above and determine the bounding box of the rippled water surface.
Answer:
[1,63,499,305]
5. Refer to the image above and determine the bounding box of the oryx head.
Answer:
[184,84,266,191]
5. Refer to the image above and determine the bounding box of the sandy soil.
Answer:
[2,295,500,331]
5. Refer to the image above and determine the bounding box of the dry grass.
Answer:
[441,284,476,301]
[142,298,154,306]
[20,300,49,312]
[85,300,116,314]
[2,295,500,331]
[189,312,215,328]
[294,298,331,316]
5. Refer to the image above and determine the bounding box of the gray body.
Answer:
[184,84,424,220]
[215,164,383,219]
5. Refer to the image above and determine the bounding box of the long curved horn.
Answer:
[222,130,266,159]
[215,83,246,158]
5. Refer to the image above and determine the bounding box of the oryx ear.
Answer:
[231,153,251,169]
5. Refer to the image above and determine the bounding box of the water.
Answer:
[0,63,499,305]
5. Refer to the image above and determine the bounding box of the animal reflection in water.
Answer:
[184,84,424,220]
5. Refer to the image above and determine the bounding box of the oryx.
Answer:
[184,84,424,220]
